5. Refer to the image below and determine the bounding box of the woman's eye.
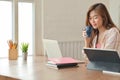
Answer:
[89,17,92,20]
[94,16,98,19]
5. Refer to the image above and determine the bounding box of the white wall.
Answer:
[34,0,44,55]
[109,0,120,28]
[43,0,109,41]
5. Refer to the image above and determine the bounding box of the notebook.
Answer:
[46,57,84,69]
[83,48,120,72]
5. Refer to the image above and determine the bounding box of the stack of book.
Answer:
[46,57,84,69]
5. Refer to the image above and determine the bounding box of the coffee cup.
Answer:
[86,26,93,37]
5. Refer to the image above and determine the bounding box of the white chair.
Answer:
[43,39,62,58]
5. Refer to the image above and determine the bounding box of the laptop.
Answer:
[83,48,120,72]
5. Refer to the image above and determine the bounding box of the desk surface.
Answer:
[0,56,120,80]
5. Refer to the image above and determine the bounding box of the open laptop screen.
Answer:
[83,48,120,63]
[83,48,120,72]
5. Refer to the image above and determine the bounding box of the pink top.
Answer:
[96,43,101,48]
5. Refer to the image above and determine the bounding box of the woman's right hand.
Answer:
[82,30,92,48]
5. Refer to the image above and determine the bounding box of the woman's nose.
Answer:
[91,19,95,24]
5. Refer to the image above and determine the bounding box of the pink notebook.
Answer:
[48,57,84,64]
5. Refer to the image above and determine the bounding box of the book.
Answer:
[46,57,85,69]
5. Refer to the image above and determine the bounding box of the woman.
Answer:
[83,3,120,56]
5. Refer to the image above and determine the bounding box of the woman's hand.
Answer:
[82,30,92,48]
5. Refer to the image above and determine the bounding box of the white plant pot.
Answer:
[22,52,28,60]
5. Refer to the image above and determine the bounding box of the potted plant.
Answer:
[21,42,29,60]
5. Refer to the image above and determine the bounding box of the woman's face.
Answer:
[89,10,103,29]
